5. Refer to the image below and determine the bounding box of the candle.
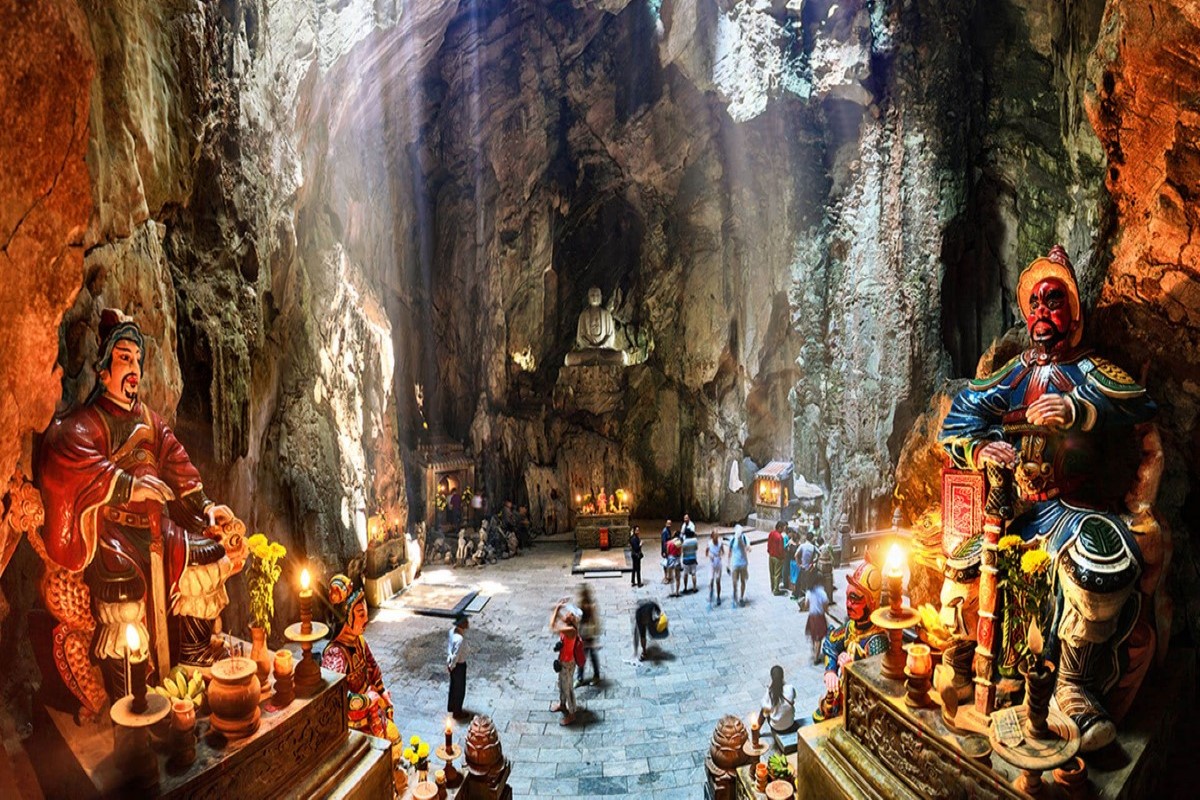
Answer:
[1027,618,1045,673]
[126,624,148,713]
[445,717,453,750]
[300,568,313,635]
[884,542,905,615]
[905,643,932,677]
[751,717,760,747]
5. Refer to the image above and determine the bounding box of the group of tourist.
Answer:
[652,516,753,607]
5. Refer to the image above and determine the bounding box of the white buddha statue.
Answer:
[565,286,627,366]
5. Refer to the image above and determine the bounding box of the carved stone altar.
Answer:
[27,667,391,799]
[573,511,631,549]
[795,651,1196,799]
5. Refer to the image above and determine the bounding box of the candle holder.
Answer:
[989,704,1080,799]
[168,697,197,770]
[110,690,170,790]
[272,650,296,708]
[284,620,329,697]
[870,604,920,681]
[435,743,463,788]
[903,643,934,708]
[1021,661,1057,739]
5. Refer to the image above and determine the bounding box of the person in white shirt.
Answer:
[447,615,469,718]
[760,664,797,732]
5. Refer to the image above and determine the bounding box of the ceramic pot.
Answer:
[250,627,272,690]
[208,656,262,739]
[411,782,438,800]
[1053,756,1088,799]
[766,779,795,800]
[171,697,196,731]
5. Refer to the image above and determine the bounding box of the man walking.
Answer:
[795,532,818,609]
[817,535,835,601]
[767,522,785,596]
[630,525,644,587]
[728,524,751,607]
[446,615,469,718]
[680,527,699,594]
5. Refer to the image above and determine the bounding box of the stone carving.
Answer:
[564,287,627,367]
[704,715,750,800]
[939,245,1166,752]
[461,715,511,799]
[35,311,247,716]
[456,528,470,566]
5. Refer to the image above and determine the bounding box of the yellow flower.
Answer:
[402,747,414,761]
[417,742,430,758]
[251,544,269,560]
[247,533,268,550]
[1021,549,1051,575]
[410,735,420,746]
[270,542,287,559]
[999,535,1023,551]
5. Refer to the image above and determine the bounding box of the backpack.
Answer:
[573,636,587,668]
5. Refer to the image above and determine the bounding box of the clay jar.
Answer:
[208,656,262,739]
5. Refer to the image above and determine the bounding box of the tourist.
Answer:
[632,599,668,661]
[576,584,602,686]
[728,523,751,607]
[446,615,469,718]
[817,535,835,601]
[449,486,462,527]
[767,521,785,596]
[706,530,726,607]
[517,504,532,548]
[471,489,484,524]
[666,533,683,597]
[630,525,644,587]
[550,600,586,725]
[794,531,817,607]
[805,583,830,664]
[681,513,696,537]
[760,665,798,733]
[680,527,699,594]
[660,519,672,584]
[783,526,800,596]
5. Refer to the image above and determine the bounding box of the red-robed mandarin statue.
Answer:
[34,310,247,717]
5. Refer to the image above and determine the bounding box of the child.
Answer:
[707,530,726,607]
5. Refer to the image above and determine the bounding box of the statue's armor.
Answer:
[812,620,888,721]
[322,635,393,739]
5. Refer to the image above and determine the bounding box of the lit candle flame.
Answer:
[445,717,453,733]
[884,542,905,576]
[125,624,140,655]
[1028,618,1043,657]
[301,568,311,591]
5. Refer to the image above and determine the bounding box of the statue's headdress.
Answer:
[87,309,147,404]
[328,573,365,624]
[1016,245,1083,347]
[846,559,883,610]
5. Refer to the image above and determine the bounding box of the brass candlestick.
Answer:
[435,743,463,788]
[871,543,919,680]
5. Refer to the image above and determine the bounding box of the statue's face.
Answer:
[846,586,873,623]
[1026,278,1075,353]
[100,340,141,404]
[587,287,602,306]
[344,597,368,636]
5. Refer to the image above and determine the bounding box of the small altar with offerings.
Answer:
[571,488,632,549]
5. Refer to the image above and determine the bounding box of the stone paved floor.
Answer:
[367,524,849,799]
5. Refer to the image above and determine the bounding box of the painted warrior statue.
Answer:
[813,559,888,721]
[35,310,247,716]
[322,573,399,743]
[939,245,1164,751]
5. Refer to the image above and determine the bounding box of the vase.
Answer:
[208,656,262,739]
[250,626,272,694]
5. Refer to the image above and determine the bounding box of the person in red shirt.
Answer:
[767,521,786,596]
[549,599,586,725]
[665,534,683,597]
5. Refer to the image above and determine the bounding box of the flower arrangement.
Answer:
[997,535,1053,673]
[402,735,431,774]
[246,533,287,635]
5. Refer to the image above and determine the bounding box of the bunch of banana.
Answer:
[917,603,954,649]
[151,666,206,710]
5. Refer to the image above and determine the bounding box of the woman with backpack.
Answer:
[550,599,586,725]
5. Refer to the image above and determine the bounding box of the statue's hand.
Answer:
[1025,394,1074,429]
[976,441,1018,469]
[130,474,175,504]
[206,504,236,527]
[823,670,839,694]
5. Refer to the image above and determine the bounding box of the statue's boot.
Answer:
[1056,638,1118,753]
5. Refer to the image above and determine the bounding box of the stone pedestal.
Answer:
[27,668,390,799]
[573,511,631,548]
[795,650,1197,800]
[553,364,625,416]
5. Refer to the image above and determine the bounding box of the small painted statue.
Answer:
[939,245,1165,751]
[813,560,888,721]
[35,310,247,717]
[456,528,470,566]
[322,573,398,743]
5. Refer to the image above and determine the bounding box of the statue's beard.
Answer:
[121,375,138,402]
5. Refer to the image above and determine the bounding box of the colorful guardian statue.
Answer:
[813,559,888,721]
[322,573,399,743]
[36,310,247,716]
[939,245,1164,751]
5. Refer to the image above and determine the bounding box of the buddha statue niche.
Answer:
[564,286,627,367]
